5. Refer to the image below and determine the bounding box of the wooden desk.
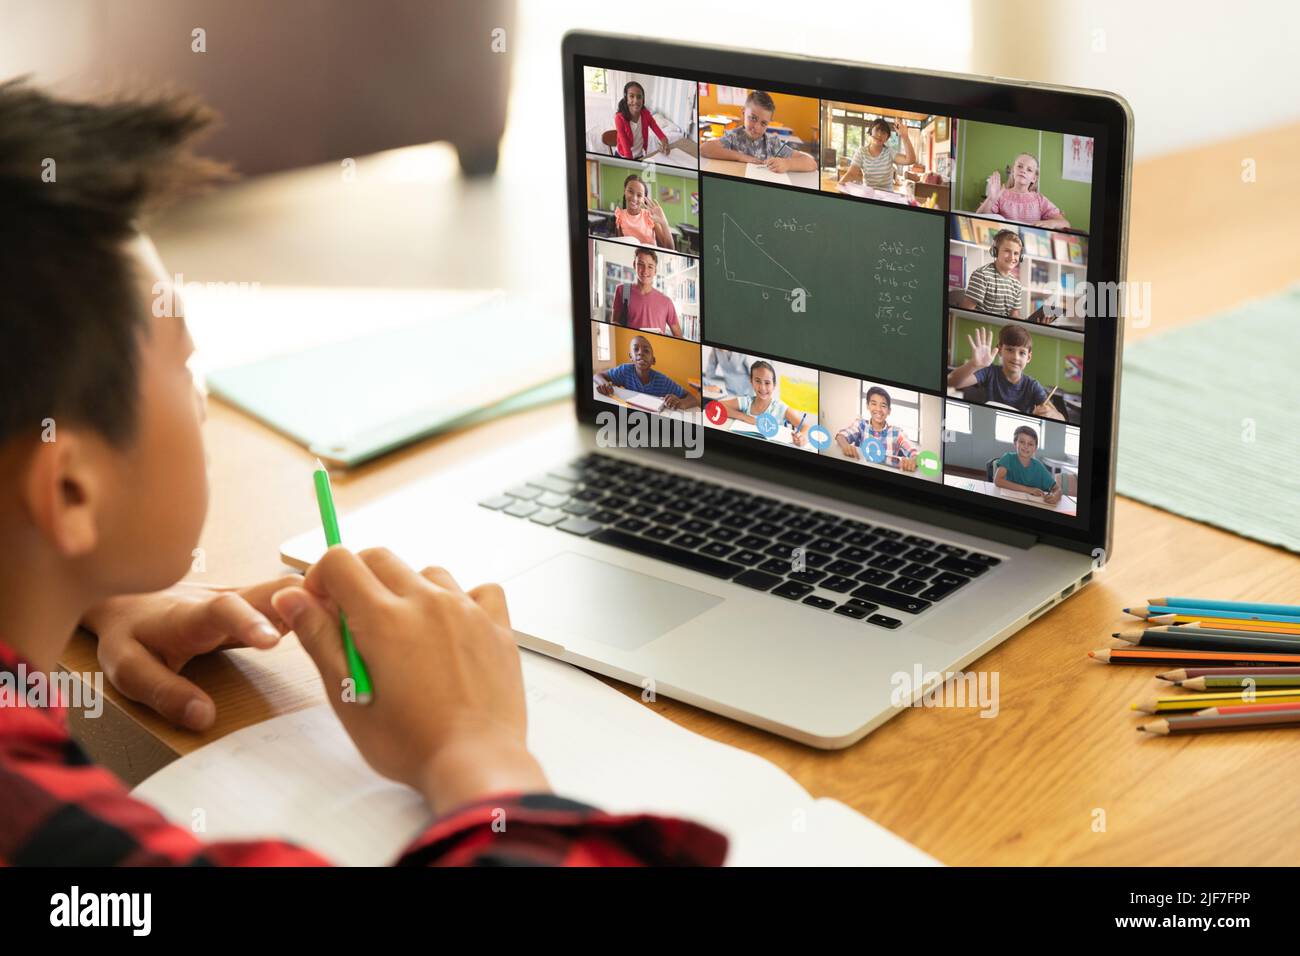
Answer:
[63,123,1300,865]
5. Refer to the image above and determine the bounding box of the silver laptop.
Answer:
[283,33,1132,748]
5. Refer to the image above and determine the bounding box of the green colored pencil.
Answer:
[313,459,373,703]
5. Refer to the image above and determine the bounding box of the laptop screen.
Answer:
[569,41,1125,545]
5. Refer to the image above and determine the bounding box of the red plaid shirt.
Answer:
[0,641,726,866]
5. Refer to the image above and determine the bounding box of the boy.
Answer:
[834,386,918,471]
[594,335,699,411]
[0,80,724,866]
[947,324,1064,420]
[993,426,1063,505]
[960,229,1024,318]
[699,90,817,174]
[610,247,684,337]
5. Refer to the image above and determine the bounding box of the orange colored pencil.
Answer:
[1196,701,1300,716]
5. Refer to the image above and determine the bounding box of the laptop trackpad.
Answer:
[504,552,723,651]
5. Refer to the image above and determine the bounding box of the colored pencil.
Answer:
[1133,689,1300,713]
[1181,675,1300,690]
[1149,597,1300,617]
[1113,628,1300,655]
[1147,616,1300,633]
[1196,701,1300,716]
[1157,666,1300,682]
[1124,605,1300,625]
[1138,711,1300,735]
[1089,648,1300,666]
[313,459,374,704]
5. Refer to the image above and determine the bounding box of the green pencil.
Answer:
[313,459,373,703]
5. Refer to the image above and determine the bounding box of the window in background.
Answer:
[994,412,1042,446]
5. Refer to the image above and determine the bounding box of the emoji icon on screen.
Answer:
[756,412,779,438]
[808,424,832,450]
[705,400,729,425]
[861,438,885,463]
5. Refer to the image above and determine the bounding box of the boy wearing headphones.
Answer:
[960,229,1024,319]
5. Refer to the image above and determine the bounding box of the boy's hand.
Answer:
[85,577,297,731]
[841,442,861,459]
[968,326,997,368]
[271,547,549,816]
[765,157,791,173]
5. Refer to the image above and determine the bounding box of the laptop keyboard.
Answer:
[478,452,1000,629]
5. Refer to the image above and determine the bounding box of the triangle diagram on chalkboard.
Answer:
[720,213,811,297]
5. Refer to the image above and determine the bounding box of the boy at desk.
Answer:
[594,335,699,411]
[833,386,918,471]
[0,82,723,867]
[947,324,1064,420]
[699,90,817,175]
[993,427,1063,505]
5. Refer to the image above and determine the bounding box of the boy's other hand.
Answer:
[85,577,297,731]
[271,547,549,815]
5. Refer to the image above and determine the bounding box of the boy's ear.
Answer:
[21,429,108,558]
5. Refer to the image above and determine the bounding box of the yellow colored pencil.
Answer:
[1132,688,1300,714]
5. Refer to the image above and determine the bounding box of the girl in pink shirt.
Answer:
[613,174,674,249]
[976,153,1071,229]
[614,81,671,160]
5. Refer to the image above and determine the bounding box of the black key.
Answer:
[825,559,862,577]
[590,528,743,579]
[936,556,991,577]
[478,494,514,510]
[847,598,879,611]
[765,543,796,560]
[572,488,605,502]
[784,515,820,532]
[899,562,936,580]
[807,537,842,554]
[813,522,849,539]
[707,526,741,542]
[701,541,735,558]
[868,554,904,572]
[887,576,927,595]
[902,534,934,548]
[589,509,621,524]
[615,517,648,533]
[759,559,791,576]
[640,491,669,506]
[779,529,813,546]
[556,516,603,536]
[834,603,869,620]
[671,532,707,550]
[694,506,727,522]
[935,544,967,556]
[731,549,765,567]
[856,568,893,586]
[644,525,677,542]
[919,572,970,602]
[867,614,903,629]
[736,534,769,551]
[820,575,857,593]
[503,500,540,518]
[873,539,910,556]
[773,581,815,601]
[664,498,695,513]
[803,595,836,610]
[721,513,751,529]
[785,503,811,514]
[843,531,879,548]
[849,583,932,614]
[561,500,595,516]
[966,552,1002,567]
[751,521,783,537]
[789,569,827,585]
[931,571,970,589]
[626,503,658,518]
[680,518,712,535]
[802,552,831,569]
[837,546,873,564]
[653,511,684,527]
[734,569,782,591]
[873,527,903,540]
[602,495,631,511]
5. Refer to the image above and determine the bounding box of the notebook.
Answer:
[133,650,939,867]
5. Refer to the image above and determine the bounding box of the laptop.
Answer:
[282,33,1132,748]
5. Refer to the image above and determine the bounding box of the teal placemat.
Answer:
[1117,284,1300,553]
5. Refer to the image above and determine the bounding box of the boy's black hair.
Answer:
[865,385,892,409]
[745,90,777,115]
[1012,425,1039,446]
[0,79,228,450]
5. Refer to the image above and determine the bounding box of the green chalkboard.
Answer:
[701,176,946,390]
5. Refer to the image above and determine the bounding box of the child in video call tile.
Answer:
[961,229,1024,318]
[614,80,672,160]
[994,426,1063,505]
[975,153,1071,229]
[699,90,817,174]
[594,335,699,410]
[613,174,674,249]
[611,247,683,337]
[719,361,810,446]
[838,116,916,191]
[833,386,918,471]
[702,348,753,399]
[948,324,1064,420]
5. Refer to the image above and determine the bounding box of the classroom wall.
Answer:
[949,313,1084,396]
[954,121,1091,232]
[943,402,1070,472]
[593,323,700,390]
[698,85,820,145]
[596,160,699,228]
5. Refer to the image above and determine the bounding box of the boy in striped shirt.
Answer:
[960,229,1024,318]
